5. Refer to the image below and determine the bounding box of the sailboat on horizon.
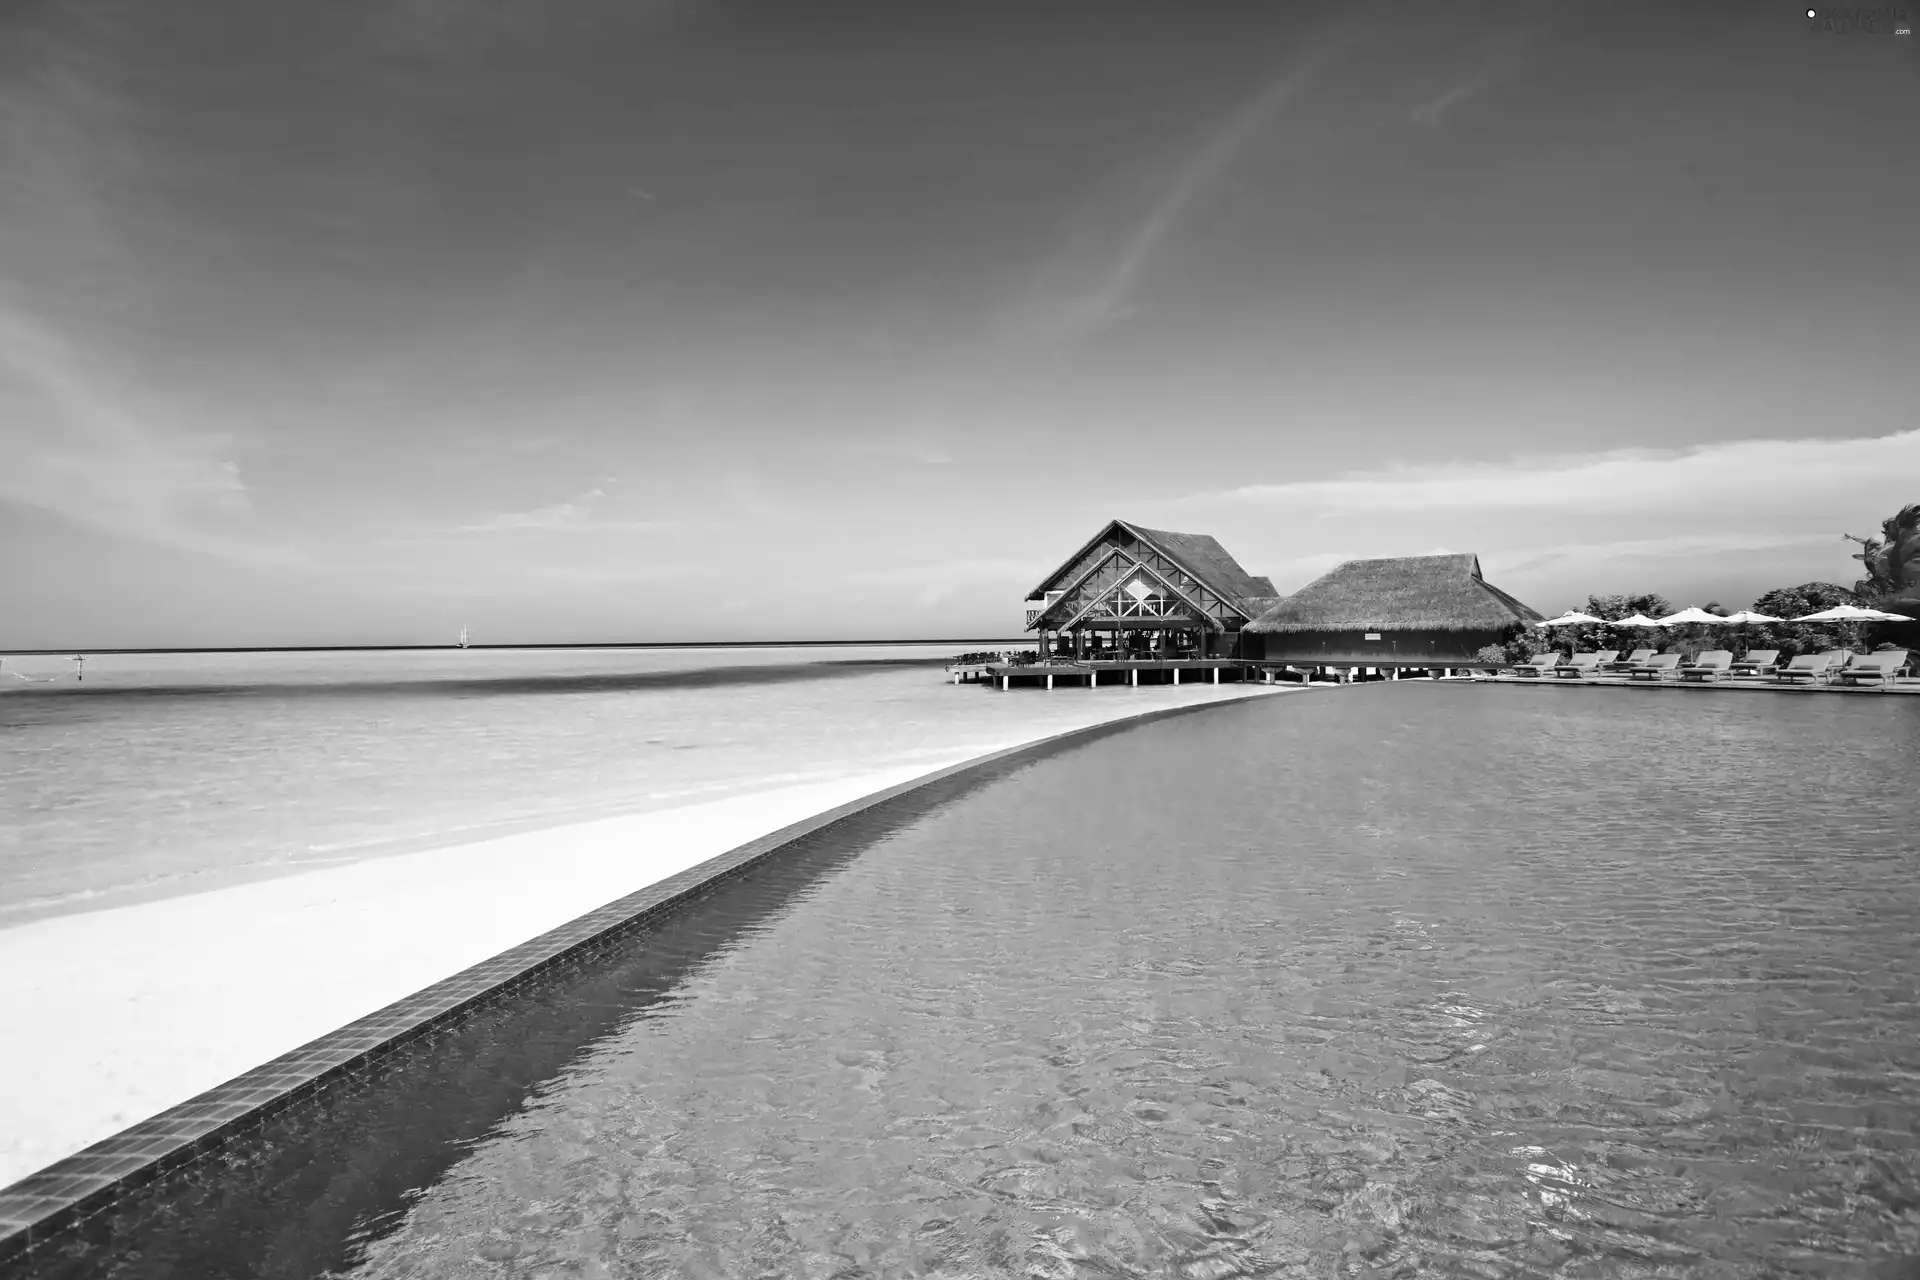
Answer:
[458,627,470,649]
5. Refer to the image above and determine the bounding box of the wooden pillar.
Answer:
[1000,674,1009,690]
[1046,673,1054,690]
[1212,666,1220,684]
[1173,666,1181,685]
[1130,667,1138,686]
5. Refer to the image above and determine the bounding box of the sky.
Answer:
[2,0,1916,648]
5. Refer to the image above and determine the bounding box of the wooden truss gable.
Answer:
[1026,531,1251,632]
[1026,523,1128,602]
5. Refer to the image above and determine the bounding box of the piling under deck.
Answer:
[956,659,1493,688]
[974,660,1243,689]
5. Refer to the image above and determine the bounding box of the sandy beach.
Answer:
[0,680,1294,1188]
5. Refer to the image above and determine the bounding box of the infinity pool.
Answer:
[19,683,1920,1278]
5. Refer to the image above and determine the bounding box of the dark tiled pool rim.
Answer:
[0,690,1288,1265]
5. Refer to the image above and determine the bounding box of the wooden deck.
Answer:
[947,661,1920,695]
[966,659,1253,688]
[948,659,1493,688]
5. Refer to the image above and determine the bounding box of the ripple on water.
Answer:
[334,684,1920,1279]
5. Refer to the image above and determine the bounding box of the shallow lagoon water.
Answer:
[15,682,1920,1278]
[0,644,1005,923]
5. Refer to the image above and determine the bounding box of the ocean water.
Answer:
[0,644,1023,926]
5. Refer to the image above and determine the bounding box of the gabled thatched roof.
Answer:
[1025,519,1272,613]
[1127,524,1271,607]
[1245,554,1544,633]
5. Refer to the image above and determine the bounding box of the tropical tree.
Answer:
[1742,582,1867,657]
[1845,502,1920,601]
[1584,592,1674,623]
[1507,621,1551,662]
[1535,592,1678,657]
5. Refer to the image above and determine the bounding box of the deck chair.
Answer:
[1775,651,1842,684]
[1602,648,1655,672]
[1835,650,1909,686]
[1627,653,1684,681]
[1678,650,1735,682]
[1511,653,1562,677]
[1727,649,1779,678]
[1552,651,1613,678]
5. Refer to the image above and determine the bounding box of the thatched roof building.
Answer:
[1244,554,1543,666]
[1025,520,1275,659]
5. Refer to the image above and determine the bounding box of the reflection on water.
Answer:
[317,684,1919,1278]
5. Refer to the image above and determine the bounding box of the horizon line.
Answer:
[0,639,1038,658]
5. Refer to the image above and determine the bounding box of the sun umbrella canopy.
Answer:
[1656,607,1732,625]
[1537,611,1606,626]
[1611,613,1663,627]
[1719,610,1782,624]
[1793,604,1891,622]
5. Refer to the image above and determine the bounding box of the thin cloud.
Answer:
[1407,15,1555,129]
[844,558,1052,611]
[830,435,954,466]
[457,488,676,534]
[0,297,295,564]
[1408,73,1492,128]
[1013,18,1374,346]
[1174,430,1920,515]
[843,557,1039,588]
[1491,532,1839,577]
[724,468,780,521]
[532,562,697,587]
[1144,430,1910,607]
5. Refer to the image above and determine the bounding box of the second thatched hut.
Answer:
[1243,554,1543,668]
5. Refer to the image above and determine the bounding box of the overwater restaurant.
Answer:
[1004,523,1543,683]
[1023,520,1281,663]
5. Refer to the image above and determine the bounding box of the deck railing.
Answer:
[1044,653,1219,663]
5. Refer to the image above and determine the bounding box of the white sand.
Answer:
[0,682,1296,1187]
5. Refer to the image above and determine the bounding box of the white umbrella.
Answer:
[1536,611,1605,626]
[1793,604,1892,622]
[1863,607,1915,622]
[1610,613,1663,628]
[1720,610,1782,624]
[1656,607,1733,625]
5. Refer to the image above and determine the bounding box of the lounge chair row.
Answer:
[1510,648,1910,685]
